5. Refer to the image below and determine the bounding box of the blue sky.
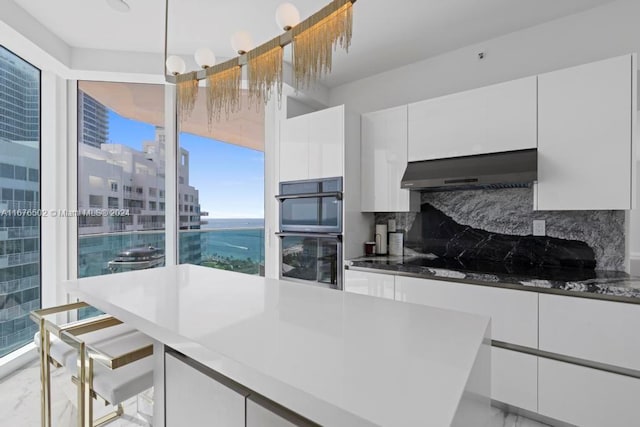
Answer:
[108,110,264,219]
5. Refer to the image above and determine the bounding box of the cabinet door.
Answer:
[394,276,538,347]
[539,357,640,427]
[491,347,537,413]
[344,269,394,299]
[408,77,537,162]
[361,106,413,212]
[308,105,344,179]
[408,88,486,161]
[279,115,309,182]
[539,294,640,371]
[246,396,317,426]
[165,353,246,427]
[537,54,634,210]
[485,76,537,153]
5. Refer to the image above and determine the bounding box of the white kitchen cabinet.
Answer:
[165,352,247,427]
[537,54,636,210]
[246,398,298,427]
[308,106,344,179]
[344,269,395,299]
[279,115,309,182]
[408,76,537,162]
[491,347,537,413]
[361,106,418,212]
[538,358,640,427]
[279,105,344,182]
[539,293,640,371]
[394,276,538,347]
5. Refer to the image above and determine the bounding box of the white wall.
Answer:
[329,0,640,114]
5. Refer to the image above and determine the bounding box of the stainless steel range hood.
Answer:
[401,148,537,191]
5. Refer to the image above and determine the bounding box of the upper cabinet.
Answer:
[536,54,637,210]
[279,105,344,182]
[361,106,418,212]
[408,76,537,162]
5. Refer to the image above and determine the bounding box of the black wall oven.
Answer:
[277,177,342,234]
[276,177,343,290]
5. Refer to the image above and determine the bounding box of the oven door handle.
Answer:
[276,232,342,240]
[275,192,342,201]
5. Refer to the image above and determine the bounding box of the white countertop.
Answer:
[67,265,491,427]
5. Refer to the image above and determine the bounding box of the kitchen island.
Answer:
[66,265,492,427]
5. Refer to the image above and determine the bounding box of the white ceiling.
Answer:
[13,0,617,87]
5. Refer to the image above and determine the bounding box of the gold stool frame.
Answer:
[31,302,153,427]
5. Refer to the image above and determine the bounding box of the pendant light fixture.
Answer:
[194,48,216,69]
[275,3,301,31]
[230,31,255,55]
[165,0,357,122]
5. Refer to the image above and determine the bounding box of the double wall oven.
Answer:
[276,177,343,290]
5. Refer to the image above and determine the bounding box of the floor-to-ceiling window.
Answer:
[77,81,165,282]
[178,88,265,275]
[0,46,40,358]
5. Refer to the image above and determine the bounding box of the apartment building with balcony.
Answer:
[77,126,202,235]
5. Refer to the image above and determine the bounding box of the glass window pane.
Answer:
[177,87,264,276]
[0,45,41,358]
[77,81,165,318]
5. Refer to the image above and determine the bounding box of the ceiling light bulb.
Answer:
[230,31,254,55]
[194,48,216,69]
[275,3,300,31]
[165,55,186,75]
[107,0,130,13]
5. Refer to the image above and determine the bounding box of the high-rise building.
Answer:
[77,127,205,276]
[0,46,40,358]
[0,47,39,143]
[78,91,109,148]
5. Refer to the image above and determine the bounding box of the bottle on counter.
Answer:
[388,219,396,233]
[388,232,404,256]
[375,224,388,255]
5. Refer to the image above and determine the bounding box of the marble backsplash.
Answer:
[376,188,625,271]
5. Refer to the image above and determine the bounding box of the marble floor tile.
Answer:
[0,361,150,426]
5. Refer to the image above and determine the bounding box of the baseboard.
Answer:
[491,400,577,427]
[0,343,38,381]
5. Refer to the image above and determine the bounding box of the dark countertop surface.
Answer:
[346,254,640,303]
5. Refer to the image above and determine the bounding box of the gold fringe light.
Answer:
[205,61,242,124]
[175,71,199,121]
[291,0,353,89]
[246,38,284,107]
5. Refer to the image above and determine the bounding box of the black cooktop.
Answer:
[400,256,605,282]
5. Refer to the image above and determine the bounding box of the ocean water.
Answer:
[201,218,264,230]
[184,218,265,263]
[200,228,264,262]
[78,219,266,279]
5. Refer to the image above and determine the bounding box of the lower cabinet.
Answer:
[343,271,640,426]
[538,358,640,427]
[166,350,315,427]
[165,352,247,427]
[246,396,317,427]
[247,399,296,427]
[344,269,395,299]
[491,347,537,413]
[539,293,640,371]
[394,276,538,348]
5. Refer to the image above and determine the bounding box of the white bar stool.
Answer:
[31,302,154,427]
